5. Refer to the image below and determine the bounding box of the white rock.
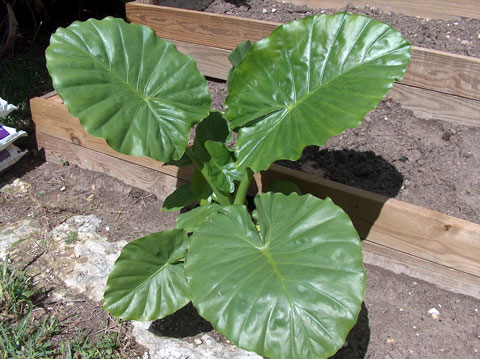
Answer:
[49,215,126,302]
[0,179,31,195]
[0,219,42,260]
[132,322,261,359]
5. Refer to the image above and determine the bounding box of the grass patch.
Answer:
[0,257,129,358]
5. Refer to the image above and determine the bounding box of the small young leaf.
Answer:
[162,182,196,212]
[103,229,190,321]
[195,110,232,161]
[204,141,243,193]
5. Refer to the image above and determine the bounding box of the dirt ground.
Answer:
[205,0,480,224]
[1,159,479,358]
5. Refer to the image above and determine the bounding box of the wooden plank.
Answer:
[260,164,480,277]
[362,241,480,299]
[36,132,186,201]
[283,0,480,21]
[406,47,480,101]
[389,83,480,127]
[126,2,276,50]
[30,96,194,182]
[172,40,231,79]
[126,3,480,104]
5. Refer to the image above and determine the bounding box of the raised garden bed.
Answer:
[30,1,480,300]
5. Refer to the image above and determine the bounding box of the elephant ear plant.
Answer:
[46,14,410,358]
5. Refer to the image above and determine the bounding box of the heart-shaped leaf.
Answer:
[46,17,211,162]
[185,192,366,358]
[103,229,190,321]
[226,13,410,172]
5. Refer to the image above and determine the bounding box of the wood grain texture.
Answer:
[126,3,480,103]
[126,2,276,50]
[30,96,195,181]
[389,83,480,127]
[362,241,480,299]
[37,132,185,201]
[283,0,480,20]
[405,47,480,101]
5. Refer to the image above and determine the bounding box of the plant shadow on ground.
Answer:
[148,302,370,358]
[284,147,405,198]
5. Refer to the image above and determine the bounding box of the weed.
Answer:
[65,231,78,245]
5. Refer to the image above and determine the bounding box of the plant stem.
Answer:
[234,168,253,205]
[184,147,232,206]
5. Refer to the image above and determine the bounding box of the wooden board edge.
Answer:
[283,0,480,21]
[36,132,186,201]
[363,241,480,299]
[389,84,480,127]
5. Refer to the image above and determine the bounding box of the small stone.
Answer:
[271,8,277,13]
[194,338,203,345]
[386,338,395,344]
[428,307,440,319]
[442,131,451,141]
[262,8,267,13]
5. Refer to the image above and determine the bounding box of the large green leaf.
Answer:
[46,17,211,162]
[185,192,365,358]
[103,229,190,321]
[226,13,411,172]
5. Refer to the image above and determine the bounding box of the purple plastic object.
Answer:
[0,126,9,140]
[0,149,11,161]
